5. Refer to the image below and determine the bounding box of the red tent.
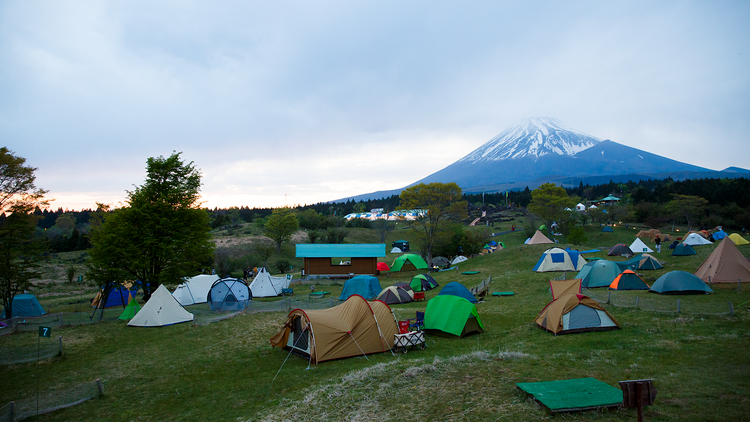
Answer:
[377,262,390,272]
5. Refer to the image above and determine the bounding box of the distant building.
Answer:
[296,244,386,276]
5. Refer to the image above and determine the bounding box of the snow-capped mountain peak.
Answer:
[458,117,601,162]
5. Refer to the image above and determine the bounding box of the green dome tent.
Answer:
[649,271,713,295]
[616,254,663,271]
[410,274,439,291]
[1,294,46,318]
[390,254,429,272]
[672,243,697,256]
[424,295,484,337]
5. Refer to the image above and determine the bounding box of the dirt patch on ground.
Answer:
[212,231,308,248]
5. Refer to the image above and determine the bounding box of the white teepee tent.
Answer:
[128,284,194,327]
[629,238,654,253]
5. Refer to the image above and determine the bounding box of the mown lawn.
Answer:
[2,224,749,421]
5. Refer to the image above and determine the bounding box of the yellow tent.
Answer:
[729,233,749,246]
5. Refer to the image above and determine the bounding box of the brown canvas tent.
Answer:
[269,295,397,364]
[635,229,671,242]
[694,237,750,284]
[549,279,583,300]
[527,230,554,245]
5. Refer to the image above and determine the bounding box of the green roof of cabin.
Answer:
[598,195,620,201]
[296,244,386,258]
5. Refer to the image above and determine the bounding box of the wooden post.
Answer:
[635,296,639,309]
[635,382,645,422]
[96,379,104,395]
[677,299,681,313]
[607,291,611,305]
[58,336,63,356]
[739,279,742,291]
[9,402,14,421]
[729,301,735,316]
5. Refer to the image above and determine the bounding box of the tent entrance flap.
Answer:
[287,317,310,355]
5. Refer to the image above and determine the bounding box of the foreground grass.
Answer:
[2,224,750,421]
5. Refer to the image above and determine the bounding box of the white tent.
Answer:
[576,203,586,211]
[532,248,587,272]
[629,238,654,253]
[172,274,219,306]
[128,285,194,327]
[684,233,713,246]
[451,255,468,265]
[249,268,293,297]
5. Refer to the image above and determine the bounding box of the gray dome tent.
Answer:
[208,278,251,311]
[649,271,712,295]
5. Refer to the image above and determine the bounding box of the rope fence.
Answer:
[0,337,63,365]
[584,289,735,316]
[1,379,103,421]
[1,309,123,334]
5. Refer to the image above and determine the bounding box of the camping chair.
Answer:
[408,311,425,331]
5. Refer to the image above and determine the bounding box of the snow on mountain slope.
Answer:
[458,117,601,162]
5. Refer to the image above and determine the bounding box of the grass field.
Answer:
[2,223,750,421]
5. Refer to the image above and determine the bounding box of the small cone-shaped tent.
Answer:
[672,243,697,256]
[649,271,713,295]
[424,295,484,337]
[376,286,413,305]
[410,274,439,292]
[390,254,429,272]
[694,237,750,284]
[576,260,622,288]
[269,295,397,364]
[609,270,649,290]
[729,233,749,246]
[118,295,141,320]
[535,293,620,334]
[527,230,554,245]
[683,233,712,246]
[629,238,653,254]
[249,268,292,298]
[437,282,477,303]
[128,285,194,327]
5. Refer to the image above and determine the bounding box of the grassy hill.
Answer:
[1,224,749,421]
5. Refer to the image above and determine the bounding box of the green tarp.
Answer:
[516,377,622,412]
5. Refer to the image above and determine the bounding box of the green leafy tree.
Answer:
[663,194,708,232]
[399,182,468,264]
[527,183,577,238]
[265,208,299,252]
[0,148,48,317]
[88,152,214,300]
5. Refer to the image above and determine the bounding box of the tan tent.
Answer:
[694,237,750,284]
[635,229,671,242]
[269,295,398,364]
[535,293,620,335]
[549,279,582,300]
[527,230,554,245]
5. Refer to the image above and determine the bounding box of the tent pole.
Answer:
[347,332,369,360]
[371,312,395,356]
[273,324,311,382]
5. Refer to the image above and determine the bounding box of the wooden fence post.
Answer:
[58,336,63,356]
[728,302,734,316]
[677,299,681,313]
[635,296,639,309]
[96,379,104,396]
[9,402,14,422]
[607,291,611,305]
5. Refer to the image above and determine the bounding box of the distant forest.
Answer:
[33,177,750,252]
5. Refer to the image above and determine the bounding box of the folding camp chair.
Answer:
[408,311,424,331]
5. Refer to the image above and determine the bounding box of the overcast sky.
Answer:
[2,1,748,211]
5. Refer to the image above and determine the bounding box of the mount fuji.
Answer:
[334,117,746,201]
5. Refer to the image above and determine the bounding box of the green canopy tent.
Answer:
[390,254,429,272]
[424,295,484,337]
[672,243,697,256]
[649,271,713,295]
[118,295,141,320]
[575,260,622,288]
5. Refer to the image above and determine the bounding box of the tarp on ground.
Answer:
[694,237,750,284]
[535,293,620,334]
[424,295,484,337]
[649,271,713,295]
[410,274,439,292]
[729,233,750,246]
[1,294,46,318]
[533,248,587,272]
[269,295,397,364]
[672,243,697,256]
[516,378,623,412]
[172,274,219,306]
[576,260,621,288]
[128,284,194,327]
[437,282,477,303]
[684,233,712,246]
[528,230,554,245]
[376,286,413,304]
[609,270,649,290]
[390,254,429,272]
[629,238,654,254]
[249,268,292,298]
[339,275,382,300]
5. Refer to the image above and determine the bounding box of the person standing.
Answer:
[655,236,661,253]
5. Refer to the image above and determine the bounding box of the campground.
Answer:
[2,224,750,421]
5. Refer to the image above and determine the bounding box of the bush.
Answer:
[275,259,291,274]
[566,226,588,245]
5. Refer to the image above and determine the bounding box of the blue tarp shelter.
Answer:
[437,282,477,303]
[339,275,382,300]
